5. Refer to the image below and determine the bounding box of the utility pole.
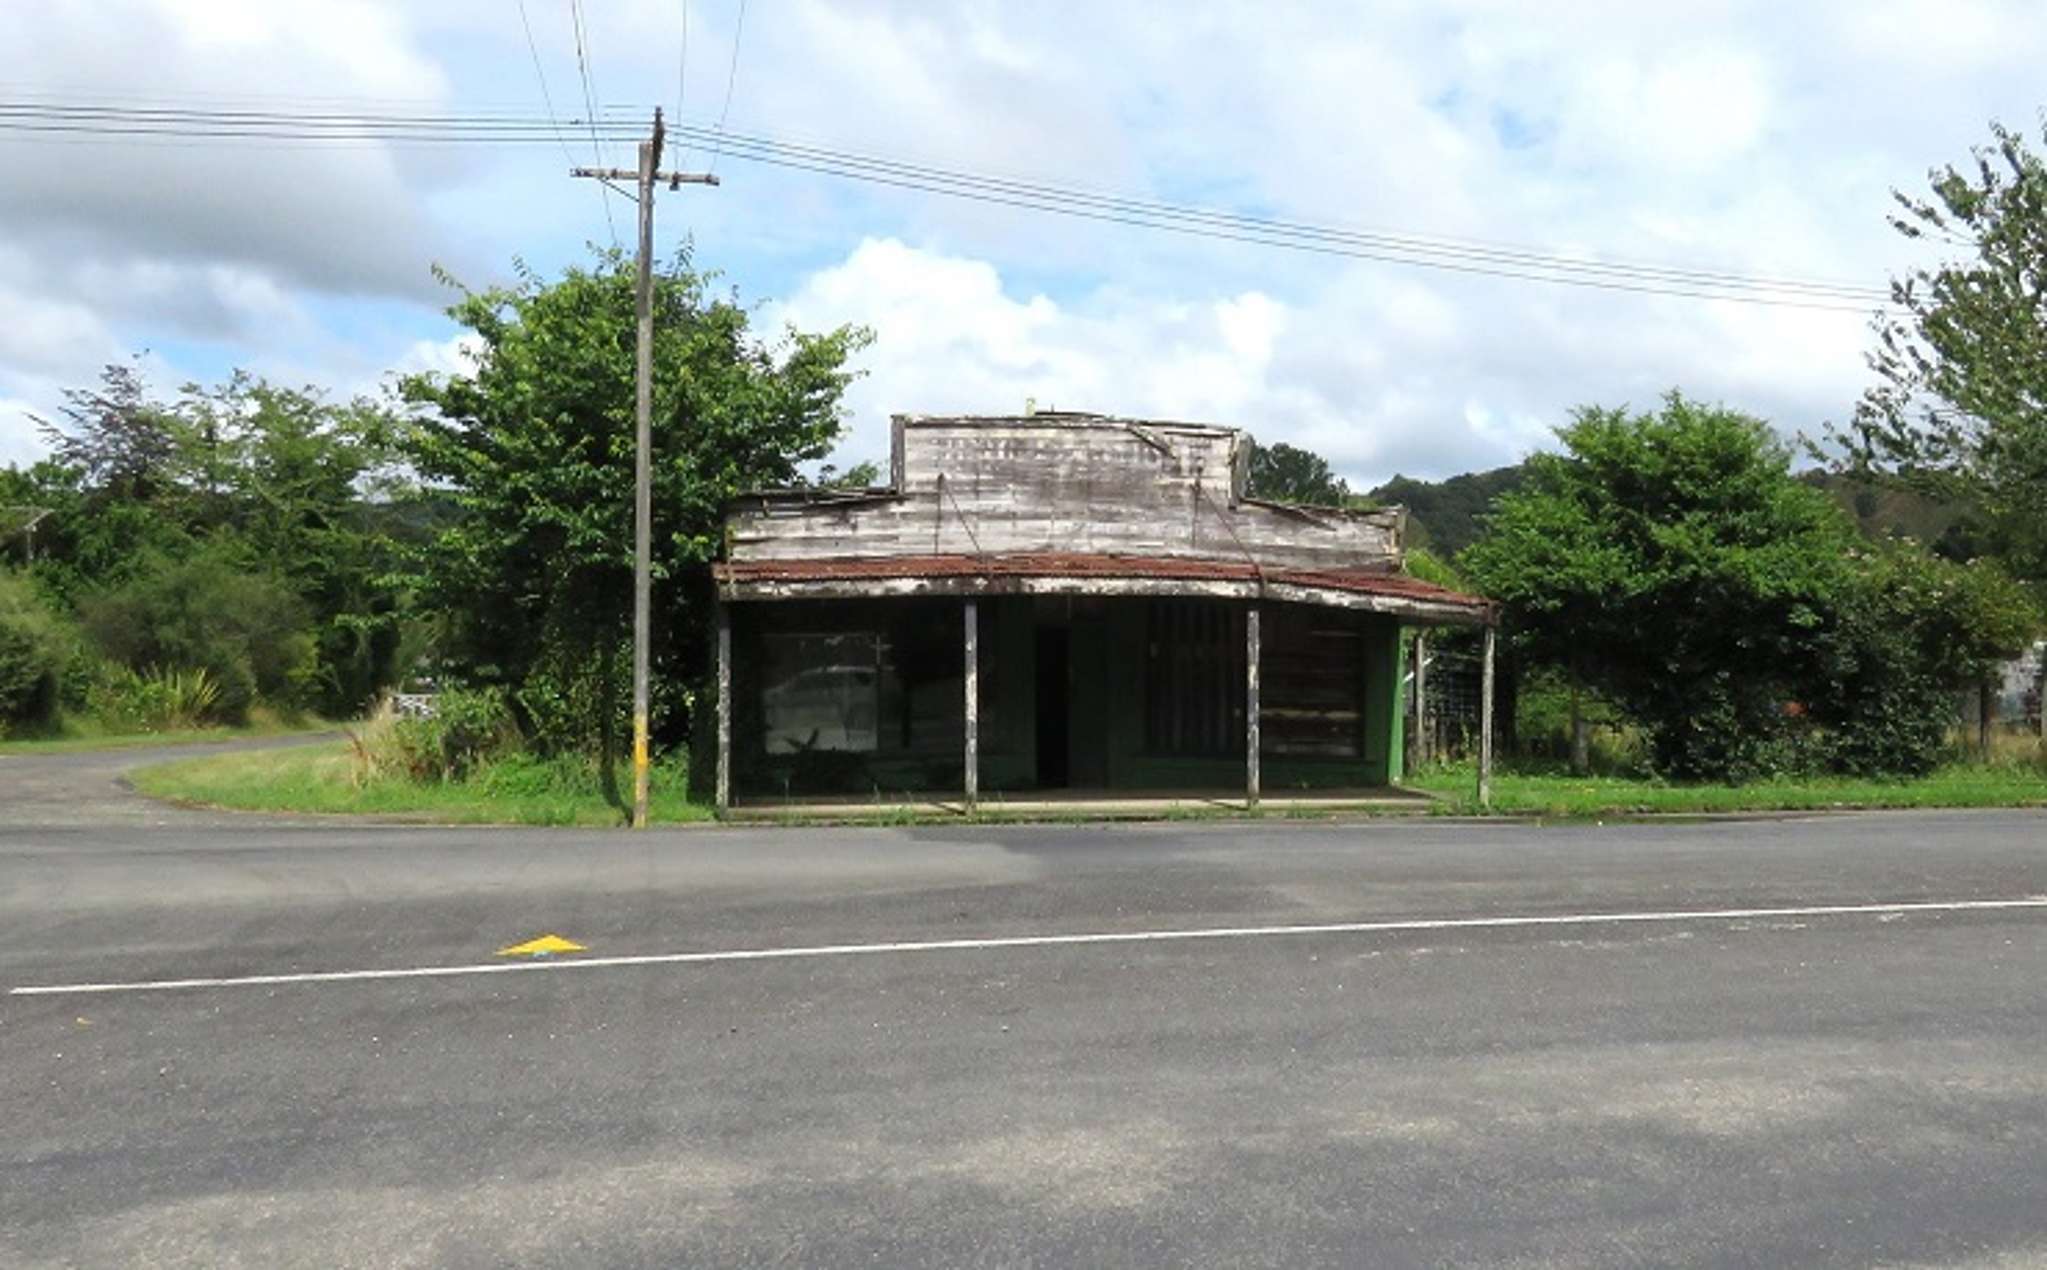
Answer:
[572,109,719,828]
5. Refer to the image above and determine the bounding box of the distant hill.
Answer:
[1798,471,1975,554]
[1369,465,1527,556]
[1372,464,1975,560]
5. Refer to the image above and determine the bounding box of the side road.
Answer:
[0,734,340,829]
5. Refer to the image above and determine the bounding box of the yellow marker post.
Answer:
[497,934,588,957]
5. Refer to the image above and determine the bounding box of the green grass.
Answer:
[1411,758,2047,817]
[130,741,714,827]
[0,716,328,756]
[124,739,2047,827]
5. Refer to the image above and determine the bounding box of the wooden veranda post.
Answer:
[964,599,979,811]
[1478,624,1496,809]
[1246,605,1261,808]
[1412,631,1428,771]
[715,605,732,815]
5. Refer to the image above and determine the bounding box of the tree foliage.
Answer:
[1464,393,2038,781]
[1813,544,2039,775]
[0,570,71,729]
[6,365,414,718]
[1827,119,2047,584]
[397,250,869,755]
[80,552,319,722]
[33,361,180,500]
[1246,441,1352,506]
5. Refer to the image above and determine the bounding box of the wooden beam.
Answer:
[1478,624,1497,810]
[718,572,1490,626]
[1246,604,1261,809]
[964,599,979,811]
[715,605,732,816]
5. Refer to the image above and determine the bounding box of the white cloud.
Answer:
[771,235,1882,489]
[6,0,2047,488]
[0,400,50,467]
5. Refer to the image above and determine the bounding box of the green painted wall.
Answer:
[1362,614,1404,785]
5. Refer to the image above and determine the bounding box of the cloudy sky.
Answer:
[3,0,2044,487]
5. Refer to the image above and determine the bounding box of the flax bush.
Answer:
[85,665,225,732]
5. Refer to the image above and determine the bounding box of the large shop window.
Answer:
[1144,601,1365,759]
[1261,606,1363,757]
[1144,600,1246,756]
[760,632,882,753]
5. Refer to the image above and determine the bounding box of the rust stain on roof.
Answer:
[715,552,1492,611]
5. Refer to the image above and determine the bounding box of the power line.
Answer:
[0,99,1893,311]
[514,0,588,193]
[707,0,748,177]
[0,88,1892,303]
[668,124,1890,305]
[566,0,617,246]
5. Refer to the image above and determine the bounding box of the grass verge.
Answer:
[126,742,2047,827]
[130,741,714,827]
[1411,760,2047,817]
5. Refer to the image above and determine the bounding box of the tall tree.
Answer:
[31,360,178,500]
[16,363,414,716]
[398,250,868,755]
[1469,393,2037,781]
[1827,119,2047,584]
[179,374,409,713]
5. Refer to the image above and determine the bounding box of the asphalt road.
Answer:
[5,744,2047,1267]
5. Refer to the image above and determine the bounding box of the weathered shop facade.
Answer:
[710,413,1495,811]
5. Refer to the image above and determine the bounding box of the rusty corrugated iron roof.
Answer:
[714,551,1492,614]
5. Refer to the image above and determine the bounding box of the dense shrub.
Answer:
[1464,394,2043,782]
[79,555,317,721]
[1812,548,2040,776]
[513,632,630,758]
[0,571,71,730]
[1463,396,1861,782]
[348,687,519,784]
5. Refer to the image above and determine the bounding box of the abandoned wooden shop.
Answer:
[709,413,1497,811]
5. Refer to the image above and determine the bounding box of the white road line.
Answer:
[12,896,2047,997]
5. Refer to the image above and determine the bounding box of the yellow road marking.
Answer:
[497,934,587,957]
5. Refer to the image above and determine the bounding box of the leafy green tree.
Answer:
[1464,394,1860,781]
[1247,441,1351,506]
[176,375,410,715]
[16,370,195,598]
[1827,120,2047,584]
[1468,393,2040,780]
[78,551,318,721]
[1813,545,2038,775]
[0,570,72,730]
[32,360,179,500]
[12,363,415,718]
[398,250,869,758]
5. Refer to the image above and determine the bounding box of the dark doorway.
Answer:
[1035,626,1070,788]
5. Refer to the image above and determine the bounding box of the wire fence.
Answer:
[1409,639,2047,774]
[1407,645,1487,762]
